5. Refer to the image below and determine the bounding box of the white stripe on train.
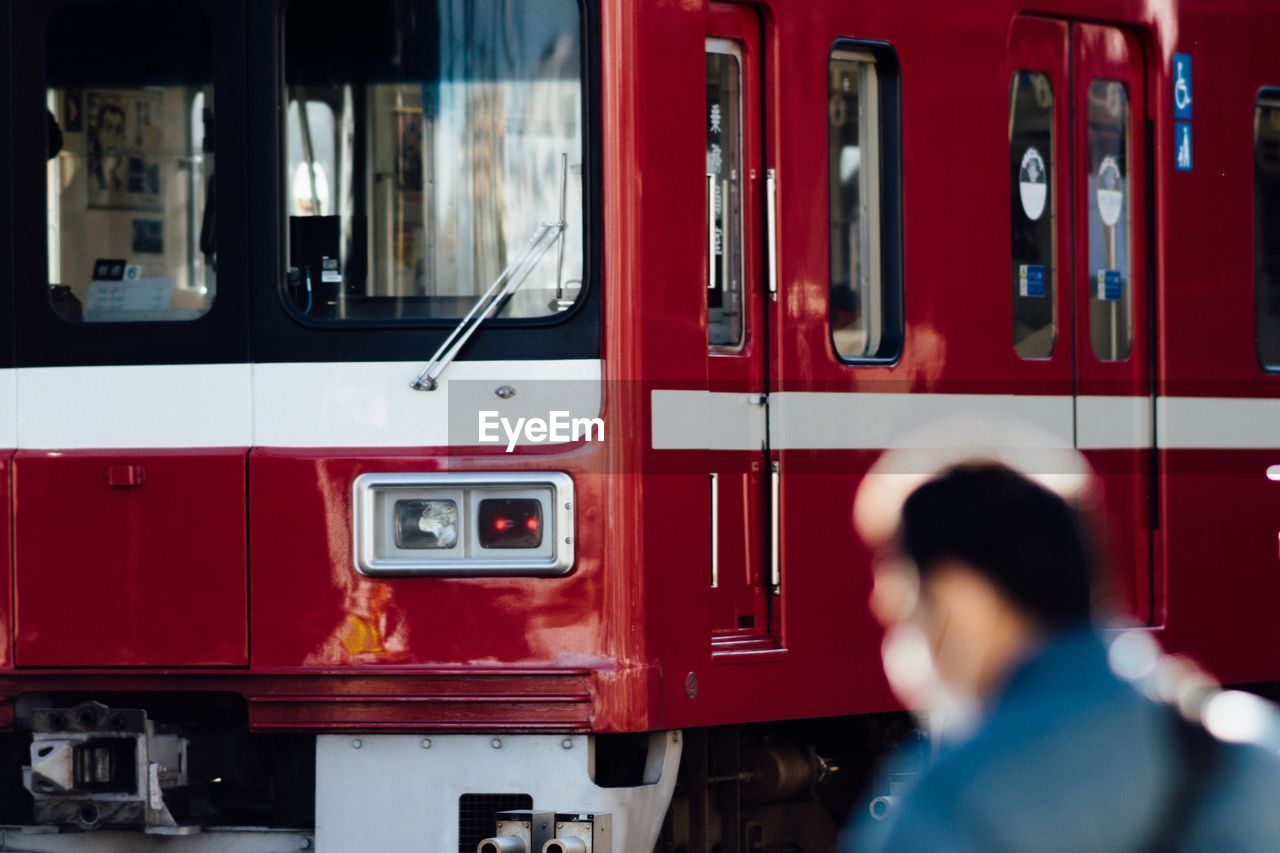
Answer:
[5,361,602,449]
[651,390,1280,451]
[0,364,1275,449]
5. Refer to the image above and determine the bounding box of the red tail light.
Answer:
[478,499,543,549]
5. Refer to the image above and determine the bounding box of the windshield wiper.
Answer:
[411,160,569,391]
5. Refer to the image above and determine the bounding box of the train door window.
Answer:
[1256,91,1280,369]
[707,40,744,349]
[281,0,586,325]
[1010,71,1056,359]
[1086,79,1132,362]
[828,48,900,361]
[45,3,215,323]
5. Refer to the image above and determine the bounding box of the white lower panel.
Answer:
[768,392,1075,450]
[650,390,767,450]
[1076,395,1154,450]
[0,369,15,448]
[652,390,1280,452]
[16,364,252,449]
[1158,396,1280,449]
[254,360,602,448]
[315,732,680,853]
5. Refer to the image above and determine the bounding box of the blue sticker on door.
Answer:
[1175,122,1193,172]
[1096,269,1122,302]
[1173,53,1193,120]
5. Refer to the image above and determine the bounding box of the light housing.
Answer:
[352,472,574,576]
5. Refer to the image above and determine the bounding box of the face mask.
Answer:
[881,619,983,744]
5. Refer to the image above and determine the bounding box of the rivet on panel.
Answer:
[421,738,432,749]
[491,737,503,749]
[351,738,363,750]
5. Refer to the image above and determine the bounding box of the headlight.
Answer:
[394,499,459,550]
[352,472,574,576]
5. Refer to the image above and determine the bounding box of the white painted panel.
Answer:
[650,390,767,451]
[316,733,680,853]
[253,359,601,448]
[0,369,15,448]
[17,364,252,449]
[1077,395,1154,449]
[769,392,1075,450]
[1157,397,1280,449]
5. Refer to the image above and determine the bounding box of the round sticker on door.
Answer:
[1019,147,1048,221]
[1096,155,1124,227]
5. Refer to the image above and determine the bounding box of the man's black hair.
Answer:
[898,463,1094,629]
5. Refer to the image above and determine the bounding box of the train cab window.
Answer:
[1086,79,1133,362]
[1010,72,1055,359]
[45,3,215,323]
[1256,92,1280,369]
[281,0,586,325]
[828,49,899,361]
[707,41,744,349]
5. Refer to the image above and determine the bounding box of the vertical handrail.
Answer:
[710,472,720,588]
[770,461,781,594]
[766,169,779,301]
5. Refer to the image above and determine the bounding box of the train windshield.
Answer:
[282,0,586,325]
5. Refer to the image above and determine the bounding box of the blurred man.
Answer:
[843,462,1280,853]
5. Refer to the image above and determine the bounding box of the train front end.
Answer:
[0,0,674,849]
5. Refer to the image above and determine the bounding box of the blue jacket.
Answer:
[841,628,1280,852]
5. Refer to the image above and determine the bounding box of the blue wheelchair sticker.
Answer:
[1173,54,1193,120]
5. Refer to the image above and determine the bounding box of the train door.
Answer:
[1072,24,1153,623]
[1009,18,1153,622]
[705,5,774,647]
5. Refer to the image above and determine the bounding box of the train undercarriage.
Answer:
[0,694,910,852]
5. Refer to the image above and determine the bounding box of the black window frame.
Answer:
[11,0,250,369]
[0,4,13,373]
[249,0,602,365]
[1255,86,1280,373]
[827,38,904,367]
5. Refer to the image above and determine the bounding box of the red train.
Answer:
[0,0,1278,849]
